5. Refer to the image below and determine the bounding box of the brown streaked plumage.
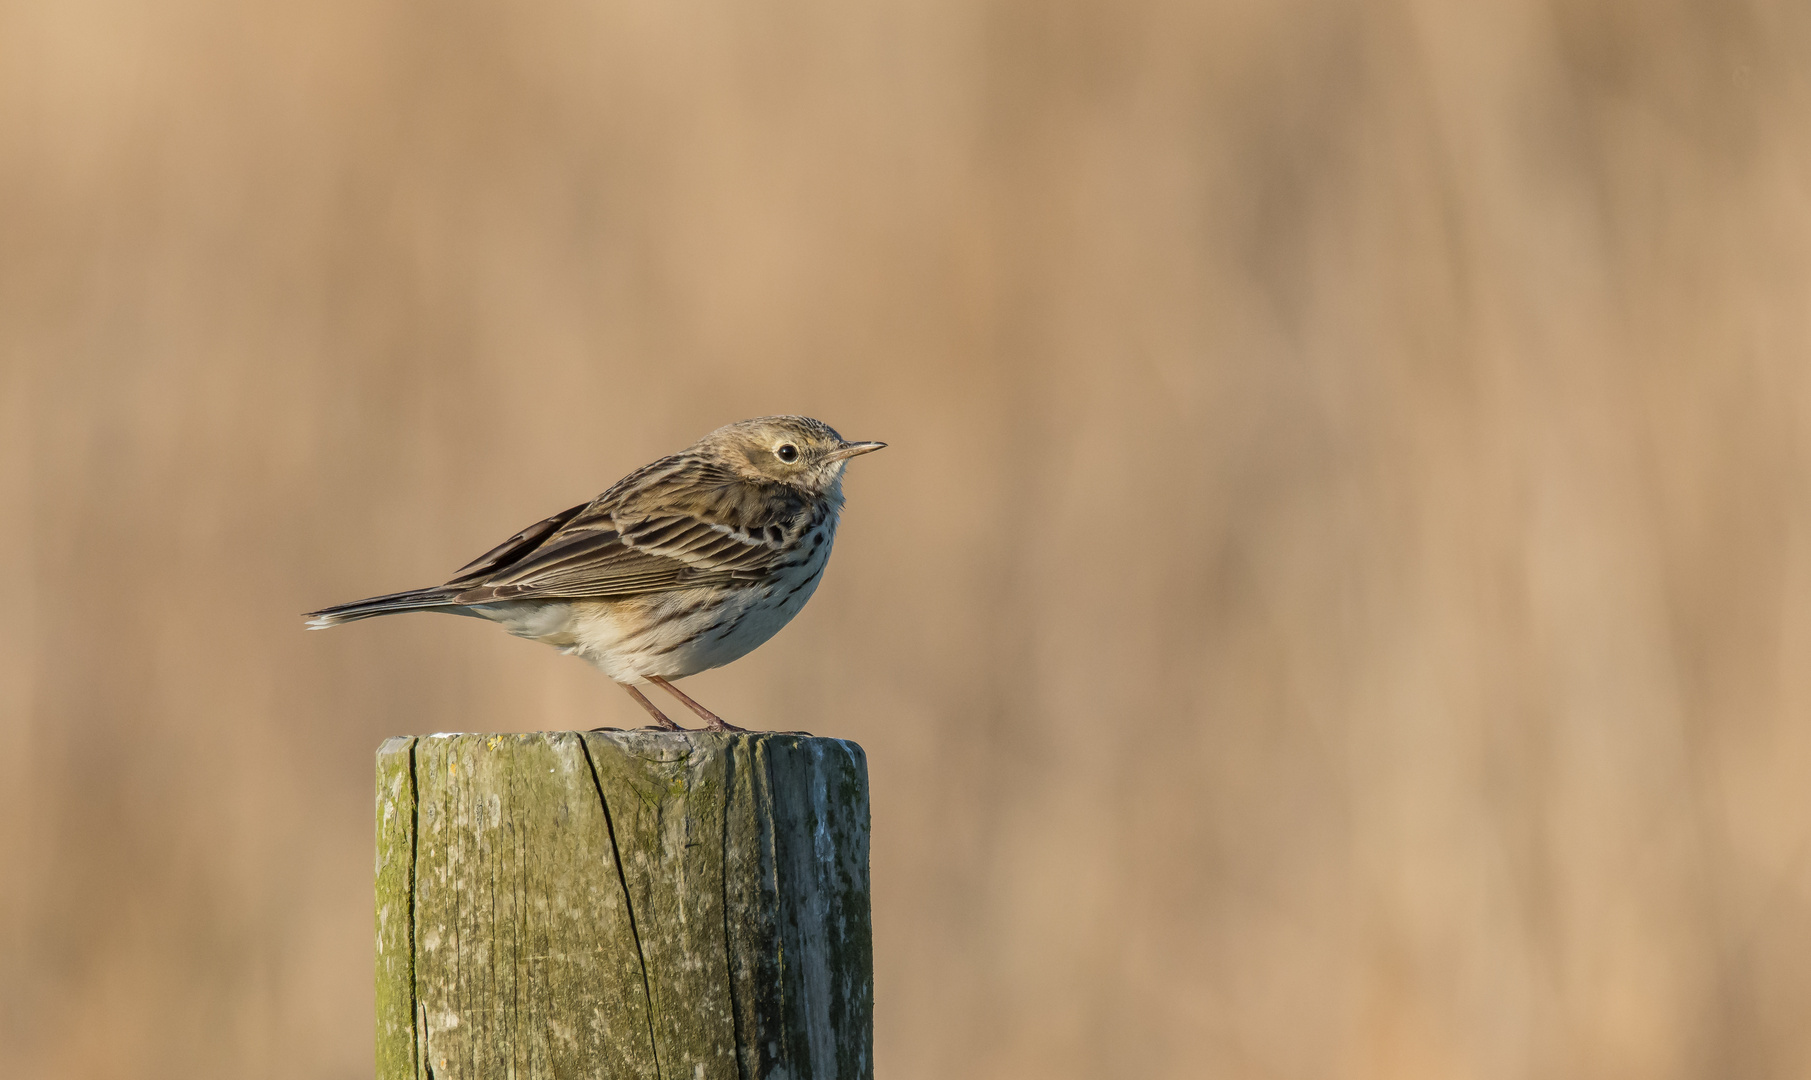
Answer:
[304,416,884,731]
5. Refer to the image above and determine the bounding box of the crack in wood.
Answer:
[377,732,871,1079]
[579,733,664,1079]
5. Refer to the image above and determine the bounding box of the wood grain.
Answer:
[376,731,872,1080]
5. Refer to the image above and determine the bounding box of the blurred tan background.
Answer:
[3,0,1810,1077]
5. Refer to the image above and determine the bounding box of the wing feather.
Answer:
[445,502,589,585]
[435,453,819,602]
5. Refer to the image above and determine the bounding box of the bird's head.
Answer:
[699,416,885,497]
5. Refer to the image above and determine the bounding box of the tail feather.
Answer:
[304,587,461,629]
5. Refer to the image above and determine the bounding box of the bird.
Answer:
[304,416,884,732]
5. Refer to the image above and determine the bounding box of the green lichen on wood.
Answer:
[376,730,872,1080]
[411,732,656,1080]
[376,737,418,1080]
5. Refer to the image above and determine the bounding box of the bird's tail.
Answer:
[303,586,461,629]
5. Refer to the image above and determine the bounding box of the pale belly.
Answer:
[464,541,832,682]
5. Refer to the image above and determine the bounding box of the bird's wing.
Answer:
[444,502,590,585]
[441,455,817,603]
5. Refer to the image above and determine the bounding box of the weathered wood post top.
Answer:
[376,730,872,1080]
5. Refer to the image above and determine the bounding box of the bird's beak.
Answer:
[829,440,887,462]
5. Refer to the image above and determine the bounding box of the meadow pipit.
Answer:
[304,416,884,731]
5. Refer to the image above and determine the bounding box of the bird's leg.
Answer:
[647,675,748,733]
[620,682,688,731]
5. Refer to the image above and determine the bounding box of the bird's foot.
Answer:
[702,717,750,733]
[635,711,690,732]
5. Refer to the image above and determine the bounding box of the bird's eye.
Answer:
[776,444,799,463]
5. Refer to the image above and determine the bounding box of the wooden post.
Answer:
[376,730,873,1080]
